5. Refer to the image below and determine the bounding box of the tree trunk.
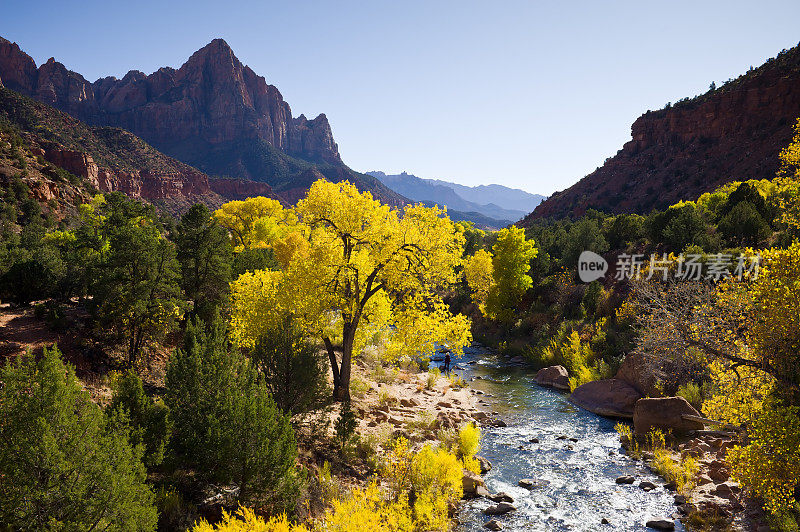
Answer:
[323,337,342,397]
[333,325,355,401]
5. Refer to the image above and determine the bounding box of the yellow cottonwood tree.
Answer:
[223,180,471,400]
[485,226,537,321]
[463,248,494,313]
[214,197,294,251]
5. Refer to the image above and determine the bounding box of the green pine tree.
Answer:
[0,346,157,531]
[165,317,300,508]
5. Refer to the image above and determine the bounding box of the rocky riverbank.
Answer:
[292,351,503,522]
[531,360,770,531]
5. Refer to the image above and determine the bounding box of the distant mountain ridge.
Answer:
[0,36,406,207]
[368,171,544,228]
[526,42,800,222]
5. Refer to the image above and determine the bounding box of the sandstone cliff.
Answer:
[0,36,405,206]
[0,86,231,210]
[525,43,800,221]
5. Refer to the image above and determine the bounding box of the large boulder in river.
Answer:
[615,353,661,397]
[569,378,642,419]
[633,396,705,435]
[535,365,570,390]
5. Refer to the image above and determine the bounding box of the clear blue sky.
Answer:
[4,0,800,194]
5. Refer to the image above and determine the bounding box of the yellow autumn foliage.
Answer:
[190,437,466,532]
[484,226,537,321]
[214,197,295,252]
[728,403,800,517]
[223,179,471,398]
[463,249,494,313]
[702,361,774,426]
[380,438,463,531]
[191,506,309,532]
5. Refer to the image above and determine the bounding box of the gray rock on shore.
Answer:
[569,378,642,418]
[633,396,705,435]
[534,365,570,390]
[489,492,514,503]
[462,469,486,499]
[483,502,516,515]
[645,519,675,531]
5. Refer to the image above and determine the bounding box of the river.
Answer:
[452,344,685,531]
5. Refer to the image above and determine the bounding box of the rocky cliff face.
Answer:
[208,178,281,202]
[0,36,407,207]
[526,44,800,221]
[0,37,342,181]
[42,147,215,201]
[0,86,238,212]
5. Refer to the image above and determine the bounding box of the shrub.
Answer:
[407,445,463,529]
[615,422,632,444]
[651,449,698,496]
[155,486,193,531]
[569,364,600,391]
[34,300,69,331]
[457,423,480,461]
[642,429,698,496]
[0,245,66,304]
[728,403,800,517]
[373,363,398,384]
[350,376,371,398]
[676,382,703,410]
[108,370,172,468]
[615,422,640,459]
[165,318,300,508]
[426,367,440,390]
[457,423,481,474]
[378,389,397,407]
[408,411,437,433]
[250,316,330,415]
[315,460,343,507]
[319,483,412,532]
[380,438,463,530]
[192,506,309,531]
[334,401,357,449]
[449,374,467,389]
[561,330,593,376]
[0,347,157,531]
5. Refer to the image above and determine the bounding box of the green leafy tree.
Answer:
[231,247,279,276]
[647,204,715,252]
[485,226,538,321]
[250,316,330,415]
[562,218,608,269]
[165,318,300,507]
[718,201,771,246]
[721,181,771,221]
[0,346,157,531]
[456,221,486,257]
[606,214,645,250]
[92,193,182,365]
[0,243,65,304]
[108,371,172,468]
[176,204,233,321]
